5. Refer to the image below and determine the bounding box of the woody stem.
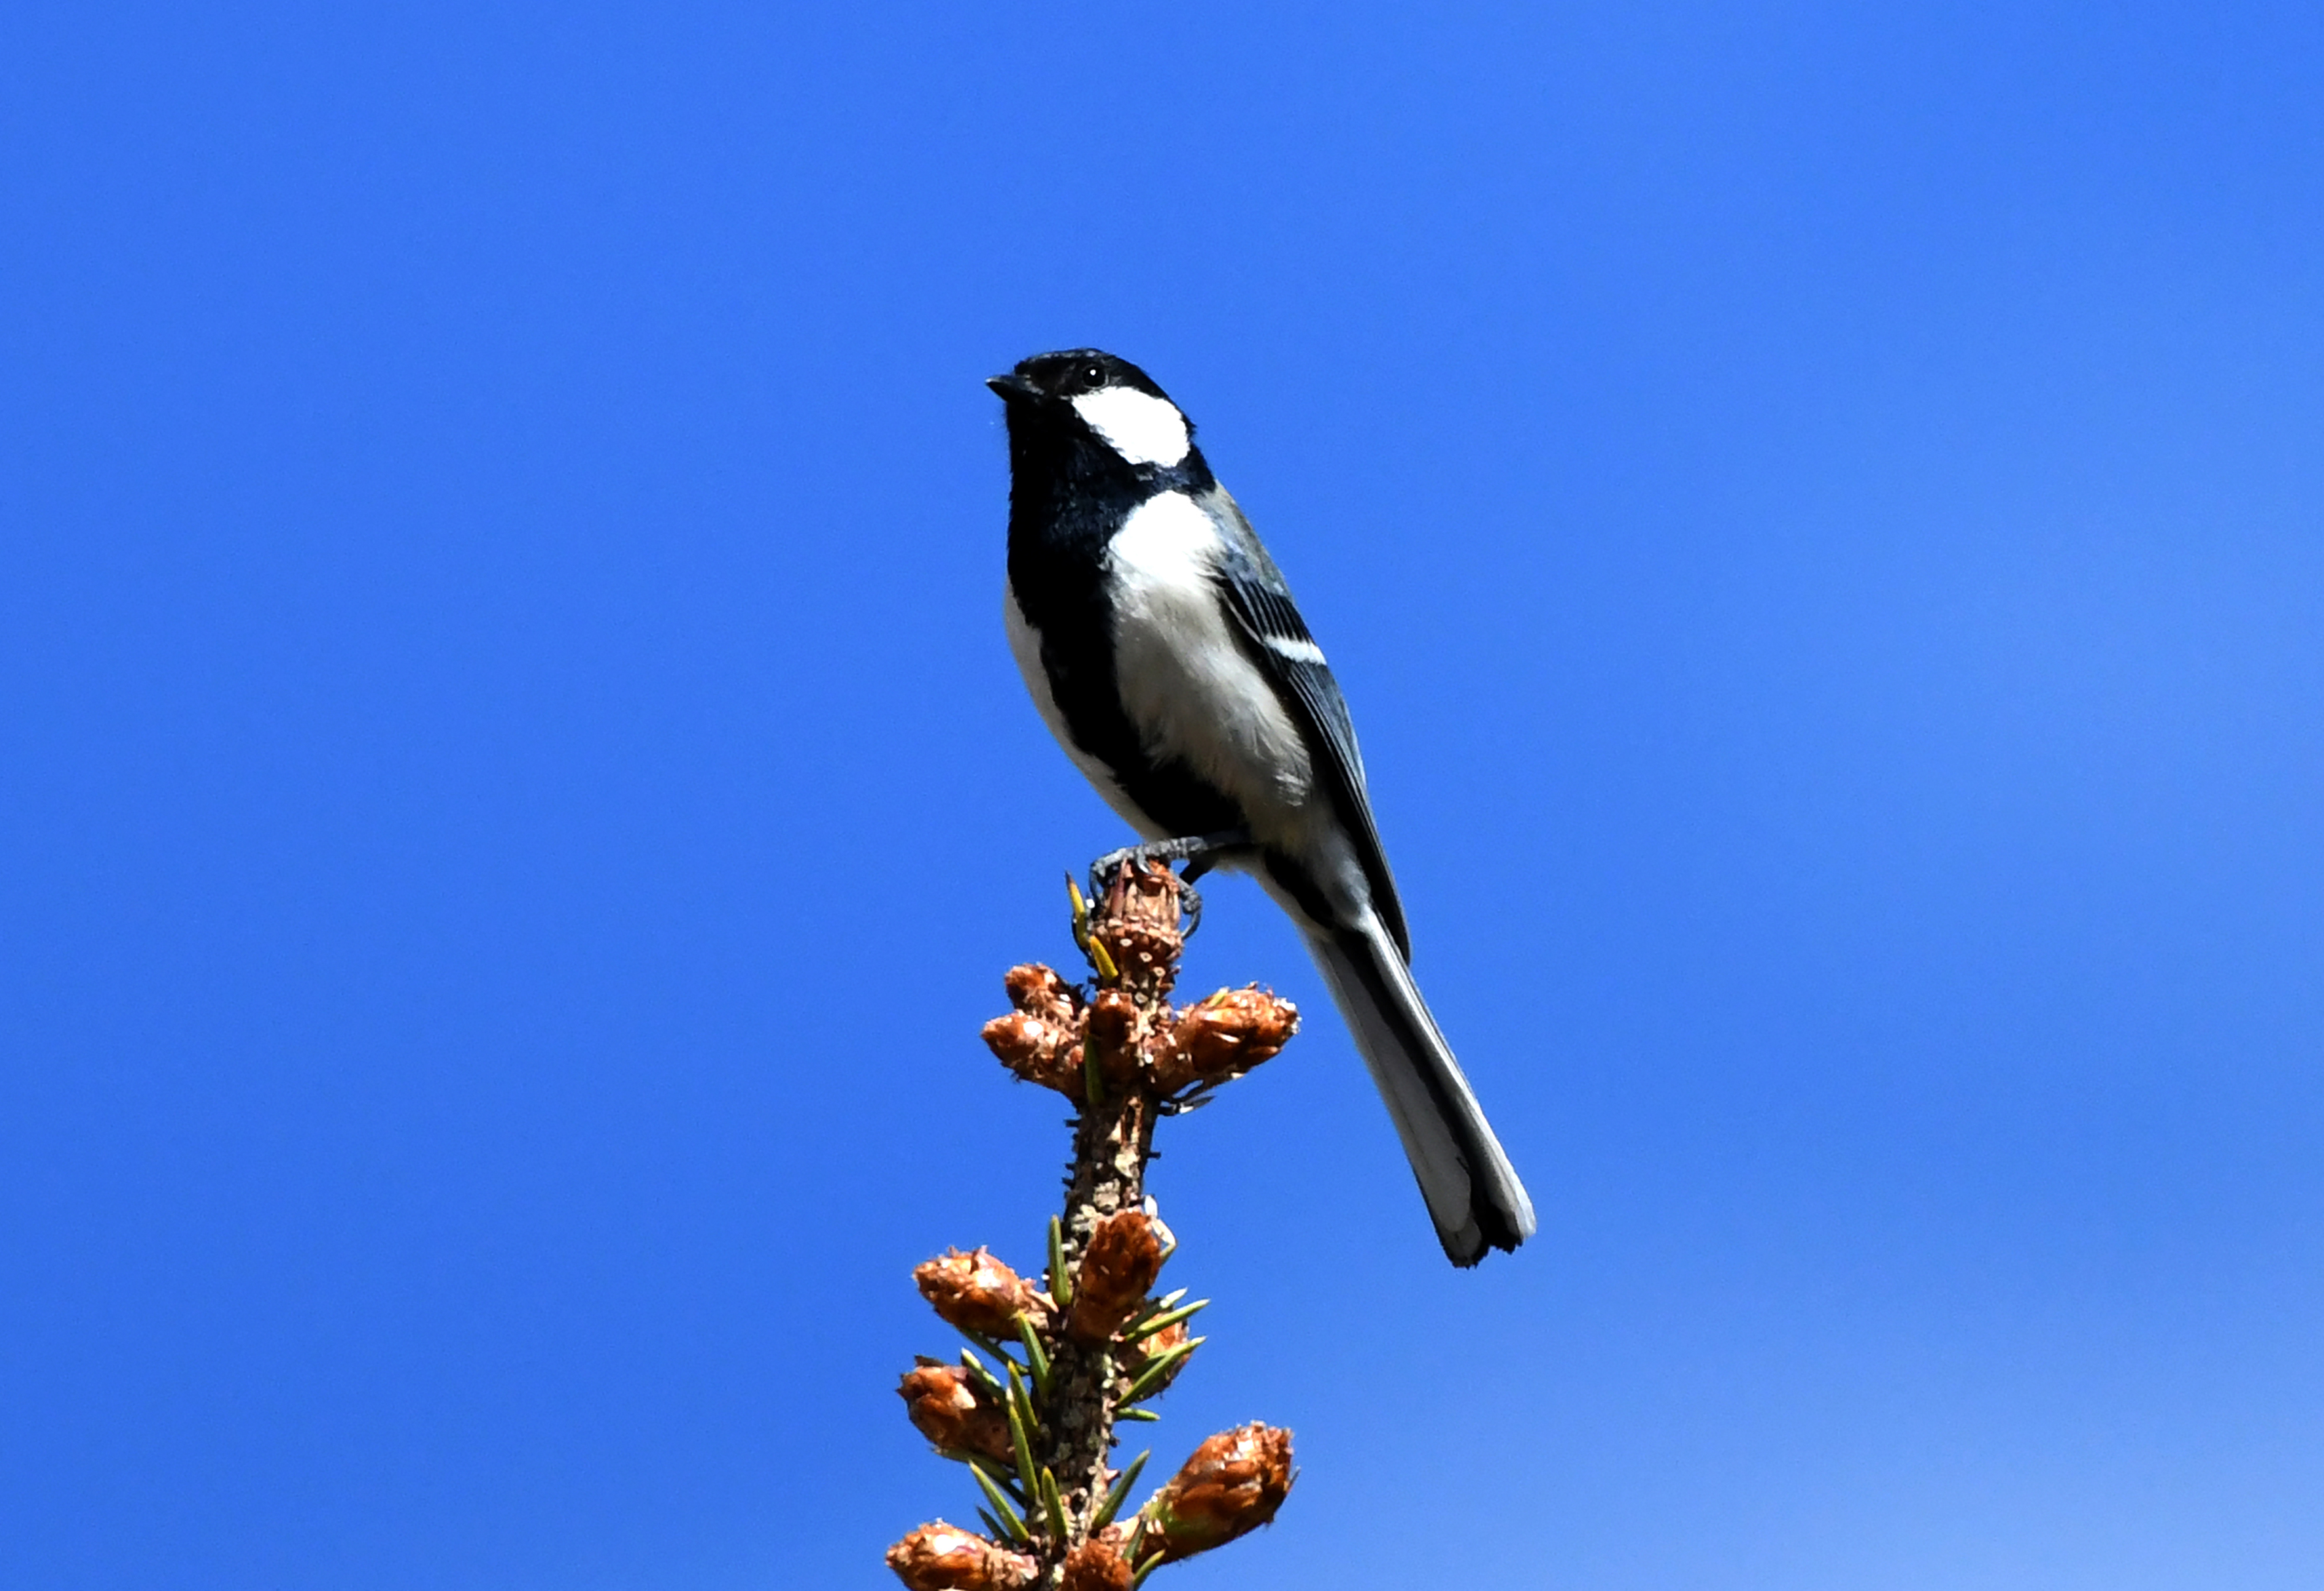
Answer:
[1034,862,1183,1585]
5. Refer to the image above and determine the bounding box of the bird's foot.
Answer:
[1087,829,1253,933]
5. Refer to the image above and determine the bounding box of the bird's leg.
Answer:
[1174,838,1254,935]
[1088,829,1254,931]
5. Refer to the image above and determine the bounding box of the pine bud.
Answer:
[981,1011,1082,1096]
[916,1247,1049,1337]
[1150,988,1298,1092]
[896,1364,1013,1465]
[1059,1535,1134,1591]
[886,1523,1036,1590]
[1090,860,1184,997]
[1086,987,1137,1048]
[1084,988,1141,1087]
[1067,1211,1166,1342]
[1144,1424,1295,1561]
[1003,963,1080,1024]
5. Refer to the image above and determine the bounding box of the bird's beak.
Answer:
[987,373,1039,403]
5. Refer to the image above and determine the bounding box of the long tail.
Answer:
[1303,912,1536,1266]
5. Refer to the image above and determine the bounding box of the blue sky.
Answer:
[3,3,2321,1587]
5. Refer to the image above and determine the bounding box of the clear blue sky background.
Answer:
[4,4,2321,1587]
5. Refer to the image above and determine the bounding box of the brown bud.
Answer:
[1002,963,1080,1024]
[1059,1536,1134,1591]
[1067,1211,1167,1342]
[915,1247,1048,1337]
[897,1363,1013,1465]
[1084,987,1141,1085]
[1145,1424,1295,1561]
[981,1011,1083,1097]
[1086,987,1137,1047]
[886,1522,1037,1590]
[1151,987,1299,1092]
[1089,860,1185,997]
[1122,1318,1192,1397]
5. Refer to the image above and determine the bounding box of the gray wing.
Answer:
[1195,487,1412,959]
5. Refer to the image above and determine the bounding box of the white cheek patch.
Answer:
[1070,386,1192,468]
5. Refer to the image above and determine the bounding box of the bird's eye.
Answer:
[1082,363,1105,386]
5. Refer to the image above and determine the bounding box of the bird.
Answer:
[989,348,1535,1266]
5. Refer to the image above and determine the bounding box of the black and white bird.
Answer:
[989,348,1536,1266]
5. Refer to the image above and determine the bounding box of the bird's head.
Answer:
[988,349,1196,472]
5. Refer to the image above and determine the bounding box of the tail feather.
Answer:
[1304,916,1536,1266]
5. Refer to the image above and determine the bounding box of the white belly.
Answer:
[1103,492,1318,839]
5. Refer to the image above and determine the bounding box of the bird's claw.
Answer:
[1085,830,1250,934]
